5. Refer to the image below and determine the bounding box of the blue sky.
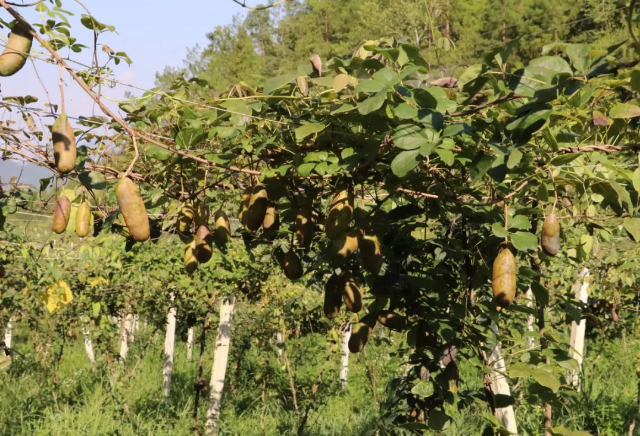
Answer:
[1,0,250,185]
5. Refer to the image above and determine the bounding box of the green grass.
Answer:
[1,324,639,436]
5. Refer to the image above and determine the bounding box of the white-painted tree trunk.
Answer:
[83,329,95,364]
[4,318,12,350]
[276,331,284,358]
[119,314,133,361]
[163,292,177,397]
[525,286,535,349]
[340,323,352,390]
[488,322,518,434]
[205,295,236,436]
[568,268,590,391]
[187,327,194,361]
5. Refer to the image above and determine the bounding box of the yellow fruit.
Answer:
[331,229,360,265]
[75,201,91,238]
[283,250,303,280]
[238,187,252,227]
[214,210,231,245]
[325,190,353,239]
[541,213,560,256]
[359,232,382,274]
[377,310,407,330]
[194,225,213,263]
[0,22,32,77]
[194,200,209,228]
[340,272,362,313]
[177,203,195,234]
[348,313,377,353]
[52,195,71,234]
[184,239,198,273]
[295,204,315,247]
[52,114,77,174]
[492,247,516,310]
[263,202,279,231]
[116,177,150,242]
[323,274,342,319]
[246,186,268,231]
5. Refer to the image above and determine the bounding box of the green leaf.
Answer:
[333,74,350,92]
[509,215,532,230]
[537,184,549,202]
[295,123,326,141]
[394,103,418,119]
[297,163,316,177]
[550,153,580,166]
[146,144,172,161]
[531,281,549,308]
[610,103,640,119]
[391,149,422,178]
[510,362,533,378]
[393,125,431,150]
[532,369,560,392]
[580,234,593,257]
[507,149,523,169]
[262,74,296,94]
[427,410,450,431]
[610,181,633,213]
[633,168,640,192]
[355,79,386,93]
[78,171,106,190]
[435,149,454,166]
[492,223,509,238]
[510,232,538,251]
[443,123,474,137]
[357,91,386,115]
[371,68,400,87]
[624,218,640,242]
[631,70,640,94]
[564,43,591,72]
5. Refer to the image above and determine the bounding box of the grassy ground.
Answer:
[0,323,638,436]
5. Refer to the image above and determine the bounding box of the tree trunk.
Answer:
[187,327,194,361]
[83,328,95,364]
[340,323,352,390]
[164,292,177,398]
[526,287,535,349]
[488,322,518,434]
[4,317,12,350]
[568,268,590,391]
[119,314,133,361]
[205,295,236,436]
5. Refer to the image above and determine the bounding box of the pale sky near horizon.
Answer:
[1,0,250,185]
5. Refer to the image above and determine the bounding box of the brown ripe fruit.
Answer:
[238,187,252,227]
[52,195,71,234]
[214,210,231,245]
[0,22,33,77]
[348,313,377,353]
[263,202,279,231]
[359,232,382,275]
[177,203,195,234]
[295,205,315,247]
[377,310,407,330]
[246,186,268,231]
[116,177,150,242]
[75,201,91,238]
[194,200,209,228]
[340,272,363,313]
[325,190,353,239]
[492,247,516,310]
[52,114,77,174]
[323,274,342,319]
[541,213,561,256]
[194,225,213,263]
[184,239,198,273]
[283,250,303,280]
[331,229,360,265]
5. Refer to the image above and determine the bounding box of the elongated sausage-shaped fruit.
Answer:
[377,310,407,330]
[325,190,353,239]
[348,313,377,353]
[194,225,213,263]
[184,239,198,273]
[177,203,195,234]
[541,213,560,256]
[359,232,382,275]
[295,205,314,247]
[492,247,516,310]
[238,187,252,227]
[52,195,71,234]
[75,201,91,238]
[116,177,150,242]
[246,186,268,231]
[52,114,77,174]
[263,202,279,231]
[283,250,303,280]
[331,229,360,266]
[323,274,342,319]
[0,22,32,77]
[340,272,363,313]
[214,210,231,245]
